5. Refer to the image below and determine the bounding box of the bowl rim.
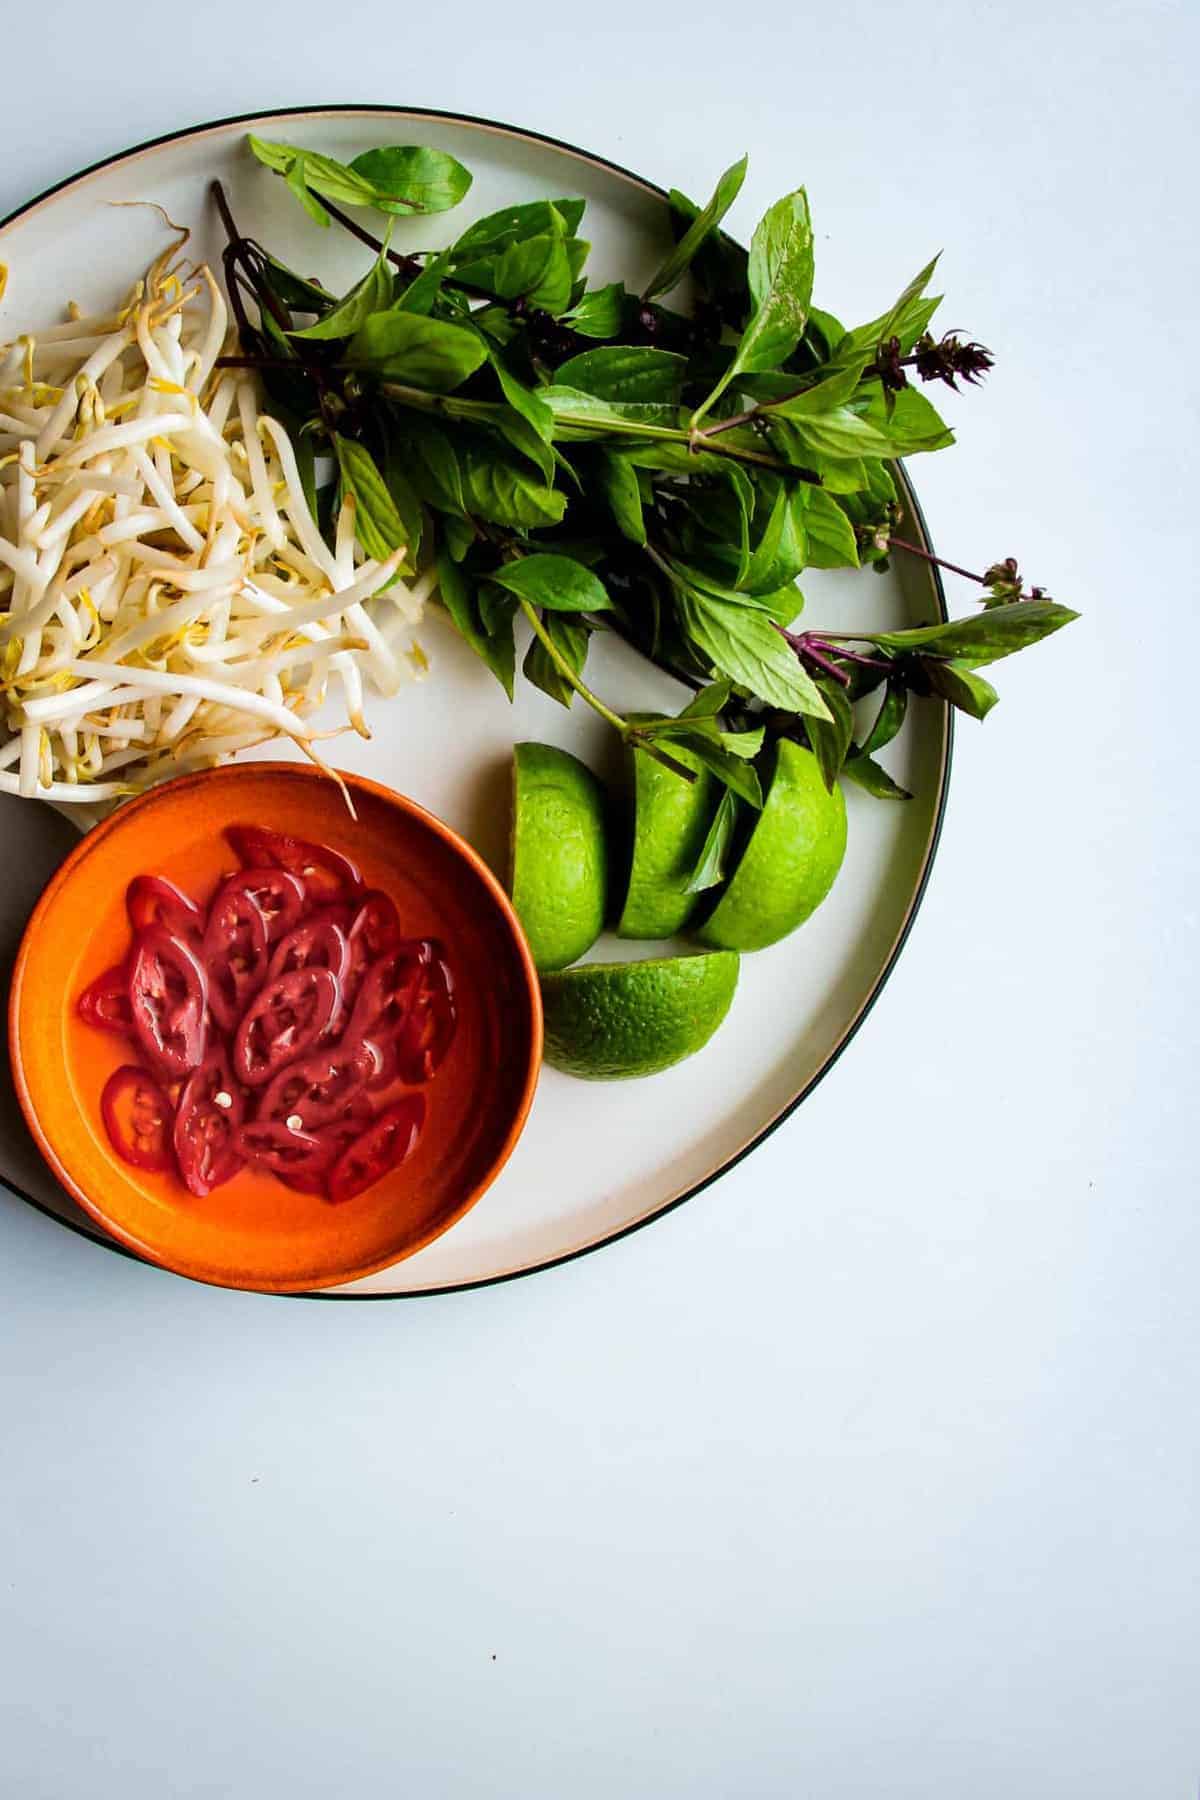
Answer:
[6,762,544,1292]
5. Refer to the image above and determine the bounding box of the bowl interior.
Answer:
[9,765,540,1291]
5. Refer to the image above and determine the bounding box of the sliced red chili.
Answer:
[202,876,270,1032]
[128,926,209,1078]
[101,1065,174,1171]
[274,1097,377,1195]
[228,867,306,945]
[346,891,402,975]
[174,1045,245,1197]
[232,966,340,1087]
[126,875,204,944]
[343,939,430,1051]
[258,1040,382,1132]
[236,1119,332,1179]
[394,945,457,1084]
[267,917,350,987]
[77,963,133,1035]
[225,824,364,905]
[327,1095,425,1205]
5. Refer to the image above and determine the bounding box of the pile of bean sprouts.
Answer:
[0,224,432,809]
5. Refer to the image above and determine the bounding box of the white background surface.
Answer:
[1,3,1196,1795]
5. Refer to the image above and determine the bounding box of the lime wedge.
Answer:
[617,736,717,940]
[541,950,739,1080]
[509,742,608,972]
[696,741,846,951]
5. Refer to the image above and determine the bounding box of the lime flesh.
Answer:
[617,737,717,940]
[696,741,846,952]
[541,950,739,1080]
[509,743,608,973]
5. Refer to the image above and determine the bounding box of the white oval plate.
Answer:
[0,108,950,1296]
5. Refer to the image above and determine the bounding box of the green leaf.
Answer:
[742,483,808,593]
[562,282,626,338]
[676,679,733,720]
[553,345,687,403]
[684,788,740,893]
[259,256,333,317]
[805,679,856,790]
[919,658,1000,719]
[872,600,1078,666]
[841,752,911,799]
[674,586,830,720]
[696,189,814,421]
[285,156,329,227]
[782,405,892,459]
[248,136,379,210]
[834,256,942,362]
[596,452,646,545]
[491,207,574,313]
[290,251,393,340]
[399,418,466,514]
[522,614,590,708]
[490,407,556,484]
[397,249,452,315]
[740,360,867,414]
[793,487,860,568]
[861,680,908,755]
[857,383,954,454]
[334,435,417,573]
[457,439,567,529]
[347,145,473,215]
[435,553,515,698]
[489,355,554,442]
[440,513,475,561]
[451,198,586,261]
[642,154,748,301]
[347,310,487,390]
[669,730,764,807]
[540,387,685,439]
[489,553,612,614]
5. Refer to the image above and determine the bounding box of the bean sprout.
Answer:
[0,233,428,805]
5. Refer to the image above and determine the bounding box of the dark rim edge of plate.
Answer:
[0,103,952,1302]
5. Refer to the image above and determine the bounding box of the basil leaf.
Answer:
[491,407,556,484]
[400,418,466,514]
[696,189,814,420]
[451,198,586,261]
[562,282,626,338]
[642,154,748,301]
[676,680,733,720]
[259,256,333,317]
[397,249,452,315]
[782,406,892,458]
[522,614,590,708]
[554,346,688,403]
[491,208,573,314]
[290,251,393,340]
[861,680,908,755]
[794,487,860,568]
[919,657,999,719]
[334,435,416,573]
[435,553,515,698]
[456,439,567,529]
[834,257,942,362]
[841,752,912,799]
[740,360,866,413]
[873,600,1078,666]
[440,514,475,562]
[489,356,554,443]
[668,730,763,806]
[347,145,473,215]
[248,136,379,210]
[489,553,612,614]
[857,384,954,454]
[674,587,830,720]
[742,483,808,593]
[347,310,487,391]
[669,189,750,328]
[286,156,329,227]
[684,787,740,893]
[596,452,646,545]
[540,387,685,439]
[805,679,855,789]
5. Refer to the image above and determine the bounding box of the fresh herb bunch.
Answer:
[216,135,1076,846]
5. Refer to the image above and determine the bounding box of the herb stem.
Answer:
[888,535,985,586]
[319,198,420,277]
[516,599,629,736]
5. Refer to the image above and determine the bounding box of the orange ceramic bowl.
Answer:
[8,765,541,1293]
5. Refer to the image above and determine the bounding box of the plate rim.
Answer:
[0,103,952,1301]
